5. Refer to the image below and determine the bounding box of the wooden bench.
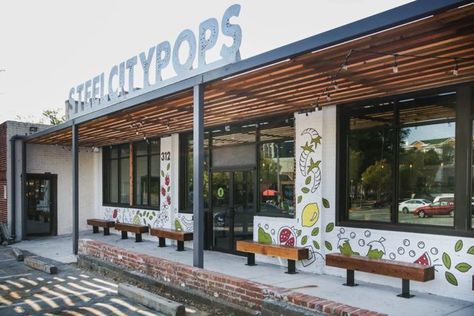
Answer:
[326,253,435,298]
[236,240,309,274]
[150,228,193,251]
[115,223,149,242]
[86,219,115,235]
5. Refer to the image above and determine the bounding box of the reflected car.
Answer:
[398,199,431,214]
[413,201,454,218]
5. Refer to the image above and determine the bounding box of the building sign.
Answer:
[66,4,242,120]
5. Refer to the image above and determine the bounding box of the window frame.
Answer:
[102,143,131,207]
[337,83,474,237]
[133,139,160,209]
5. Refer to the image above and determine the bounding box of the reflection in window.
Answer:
[259,141,295,217]
[103,144,129,205]
[134,140,160,207]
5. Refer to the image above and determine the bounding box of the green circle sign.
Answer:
[217,187,225,198]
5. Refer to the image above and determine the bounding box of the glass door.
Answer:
[211,170,255,253]
[25,174,57,236]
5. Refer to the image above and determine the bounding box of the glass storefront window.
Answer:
[103,144,129,205]
[134,139,160,207]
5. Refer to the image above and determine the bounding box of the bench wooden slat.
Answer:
[115,223,149,234]
[236,240,309,261]
[326,253,434,282]
[150,228,193,241]
[87,219,115,227]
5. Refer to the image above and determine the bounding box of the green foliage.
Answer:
[301,236,308,245]
[42,108,65,125]
[445,271,458,286]
[454,263,472,273]
[361,159,392,200]
[324,241,333,251]
[467,246,474,255]
[455,240,463,252]
[311,227,319,236]
[313,240,320,250]
[322,198,330,208]
[442,252,451,269]
[325,222,334,233]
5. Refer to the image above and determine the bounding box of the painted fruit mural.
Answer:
[301,203,319,227]
[279,227,296,247]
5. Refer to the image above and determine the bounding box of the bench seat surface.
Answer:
[87,219,115,227]
[115,223,149,233]
[150,228,193,241]
[326,253,434,282]
[236,240,309,261]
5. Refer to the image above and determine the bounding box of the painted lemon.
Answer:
[302,203,319,227]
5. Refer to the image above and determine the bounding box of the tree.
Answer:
[42,108,65,125]
[361,159,392,200]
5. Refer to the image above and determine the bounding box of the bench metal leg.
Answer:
[397,279,414,298]
[343,269,358,287]
[286,259,297,274]
[159,237,166,247]
[103,227,110,236]
[135,233,142,242]
[121,231,128,239]
[246,253,256,266]
[92,226,99,234]
[177,241,184,251]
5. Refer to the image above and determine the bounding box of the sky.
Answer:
[0,0,412,124]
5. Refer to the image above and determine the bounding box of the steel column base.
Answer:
[92,226,99,234]
[104,227,110,236]
[121,231,128,239]
[159,237,166,247]
[177,241,184,251]
[135,234,142,242]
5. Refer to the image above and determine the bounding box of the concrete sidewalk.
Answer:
[12,232,474,316]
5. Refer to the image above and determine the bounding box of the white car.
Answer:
[398,199,431,214]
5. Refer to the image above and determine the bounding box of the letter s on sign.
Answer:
[220,4,242,63]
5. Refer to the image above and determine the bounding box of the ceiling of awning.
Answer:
[28,3,474,147]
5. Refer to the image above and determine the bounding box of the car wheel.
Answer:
[449,210,454,217]
[402,207,409,214]
[418,211,425,218]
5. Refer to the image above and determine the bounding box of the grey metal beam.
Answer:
[23,0,470,144]
[192,84,204,268]
[72,123,79,255]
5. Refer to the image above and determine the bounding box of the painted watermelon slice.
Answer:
[279,227,296,247]
[414,251,431,266]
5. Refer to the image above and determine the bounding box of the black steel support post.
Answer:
[72,123,79,255]
[103,227,110,235]
[246,253,256,266]
[287,260,297,274]
[398,279,414,298]
[159,237,166,247]
[121,231,128,239]
[193,84,204,268]
[343,269,358,286]
[135,233,142,242]
[92,226,99,233]
[177,241,184,251]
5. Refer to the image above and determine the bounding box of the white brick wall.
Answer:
[26,144,97,235]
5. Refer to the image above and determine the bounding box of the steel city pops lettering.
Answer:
[66,4,242,120]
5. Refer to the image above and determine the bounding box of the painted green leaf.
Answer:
[442,252,451,269]
[445,271,458,286]
[301,187,310,194]
[322,198,330,208]
[148,215,153,220]
[167,163,170,171]
[297,195,303,204]
[313,240,320,250]
[455,240,463,252]
[468,246,474,255]
[326,223,334,233]
[311,227,319,236]
[175,219,183,231]
[161,170,165,177]
[325,241,333,251]
[305,176,312,185]
[301,236,308,245]
[167,186,171,192]
[296,229,302,237]
[455,262,472,273]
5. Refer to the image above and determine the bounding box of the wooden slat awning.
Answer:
[28,3,474,147]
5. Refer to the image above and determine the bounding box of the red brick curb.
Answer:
[79,239,386,316]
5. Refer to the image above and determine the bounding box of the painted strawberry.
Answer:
[165,175,170,186]
[414,251,431,266]
[279,227,296,247]
[166,195,171,205]
[112,209,118,218]
[161,187,166,196]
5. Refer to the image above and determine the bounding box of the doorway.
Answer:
[211,170,255,253]
[25,174,57,237]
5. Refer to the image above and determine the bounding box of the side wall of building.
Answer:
[26,144,97,235]
[0,123,7,225]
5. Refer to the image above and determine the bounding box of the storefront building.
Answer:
[4,0,474,301]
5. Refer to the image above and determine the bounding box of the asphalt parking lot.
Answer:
[0,247,159,316]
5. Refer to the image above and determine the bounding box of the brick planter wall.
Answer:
[79,239,386,316]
